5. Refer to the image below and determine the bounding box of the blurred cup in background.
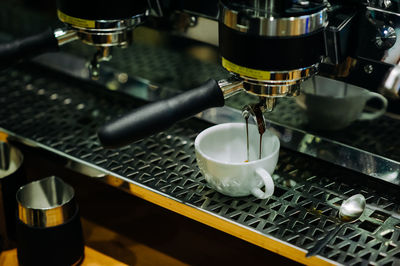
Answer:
[297,75,388,131]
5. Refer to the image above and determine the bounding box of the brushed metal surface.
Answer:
[0,64,400,265]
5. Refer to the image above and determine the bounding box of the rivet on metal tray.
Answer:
[283,179,296,188]
[25,84,34,90]
[117,73,128,84]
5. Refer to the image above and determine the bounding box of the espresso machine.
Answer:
[90,0,325,148]
[1,0,399,148]
[2,1,400,265]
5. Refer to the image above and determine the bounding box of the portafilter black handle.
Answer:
[0,27,59,70]
[98,79,224,149]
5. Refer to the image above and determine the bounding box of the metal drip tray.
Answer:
[1,64,400,265]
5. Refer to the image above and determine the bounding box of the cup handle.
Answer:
[359,92,388,121]
[251,168,275,199]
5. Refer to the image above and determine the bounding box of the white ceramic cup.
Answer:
[296,75,388,130]
[194,123,279,199]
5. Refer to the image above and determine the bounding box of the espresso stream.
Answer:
[245,116,249,162]
[244,104,265,162]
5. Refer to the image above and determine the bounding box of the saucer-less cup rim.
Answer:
[195,123,280,166]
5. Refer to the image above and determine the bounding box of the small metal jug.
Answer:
[16,176,84,266]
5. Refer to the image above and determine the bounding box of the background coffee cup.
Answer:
[296,75,388,131]
[195,123,279,199]
[15,176,84,266]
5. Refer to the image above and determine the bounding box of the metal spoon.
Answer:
[306,194,366,257]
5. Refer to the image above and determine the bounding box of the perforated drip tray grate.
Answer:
[1,64,400,265]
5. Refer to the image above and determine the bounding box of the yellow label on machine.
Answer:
[221,57,272,80]
[57,10,95,29]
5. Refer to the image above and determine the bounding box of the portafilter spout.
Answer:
[242,97,274,137]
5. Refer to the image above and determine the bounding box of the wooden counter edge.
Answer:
[0,246,128,266]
